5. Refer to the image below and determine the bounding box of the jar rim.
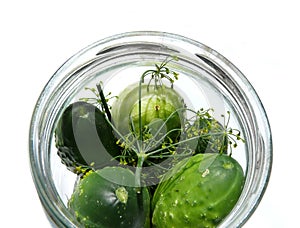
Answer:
[29,31,272,227]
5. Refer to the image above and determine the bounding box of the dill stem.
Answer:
[96,83,112,122]
[135,153,146,190]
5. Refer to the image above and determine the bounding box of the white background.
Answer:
[1,0,298,227]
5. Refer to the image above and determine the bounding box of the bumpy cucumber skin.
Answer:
[55,101,121,172]
[152,153,244,228]
[111,84,185,141]
[69,167,151,228]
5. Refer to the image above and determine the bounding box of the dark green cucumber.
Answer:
[184,117,228,154]
[55,101,121,172]
[69,166,150,228]
[152,153,244,227]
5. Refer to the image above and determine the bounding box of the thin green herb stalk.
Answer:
[138,78,143,144]
[134,56,179,187]
[132,107,186,152]
[96,83,112,122]
[79,82,118,113]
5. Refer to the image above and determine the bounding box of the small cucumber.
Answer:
[68,167,150,228]
[152,153,244,227]
[55,101,121,172]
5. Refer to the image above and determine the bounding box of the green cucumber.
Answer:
[152,153,244,227]
[55,101,121,172]
[69,166,150,228]
[111,84,185,143]
[184,117,228,154]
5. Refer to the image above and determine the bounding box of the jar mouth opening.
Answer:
[29,31,272,227]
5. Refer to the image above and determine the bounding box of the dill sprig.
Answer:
[141,56,179,89]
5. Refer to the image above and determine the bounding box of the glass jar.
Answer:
[29,31,272,227]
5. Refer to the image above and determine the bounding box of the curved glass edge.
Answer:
[29,31,273,227]
[208,50,273,227]
[29,95,77,227]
